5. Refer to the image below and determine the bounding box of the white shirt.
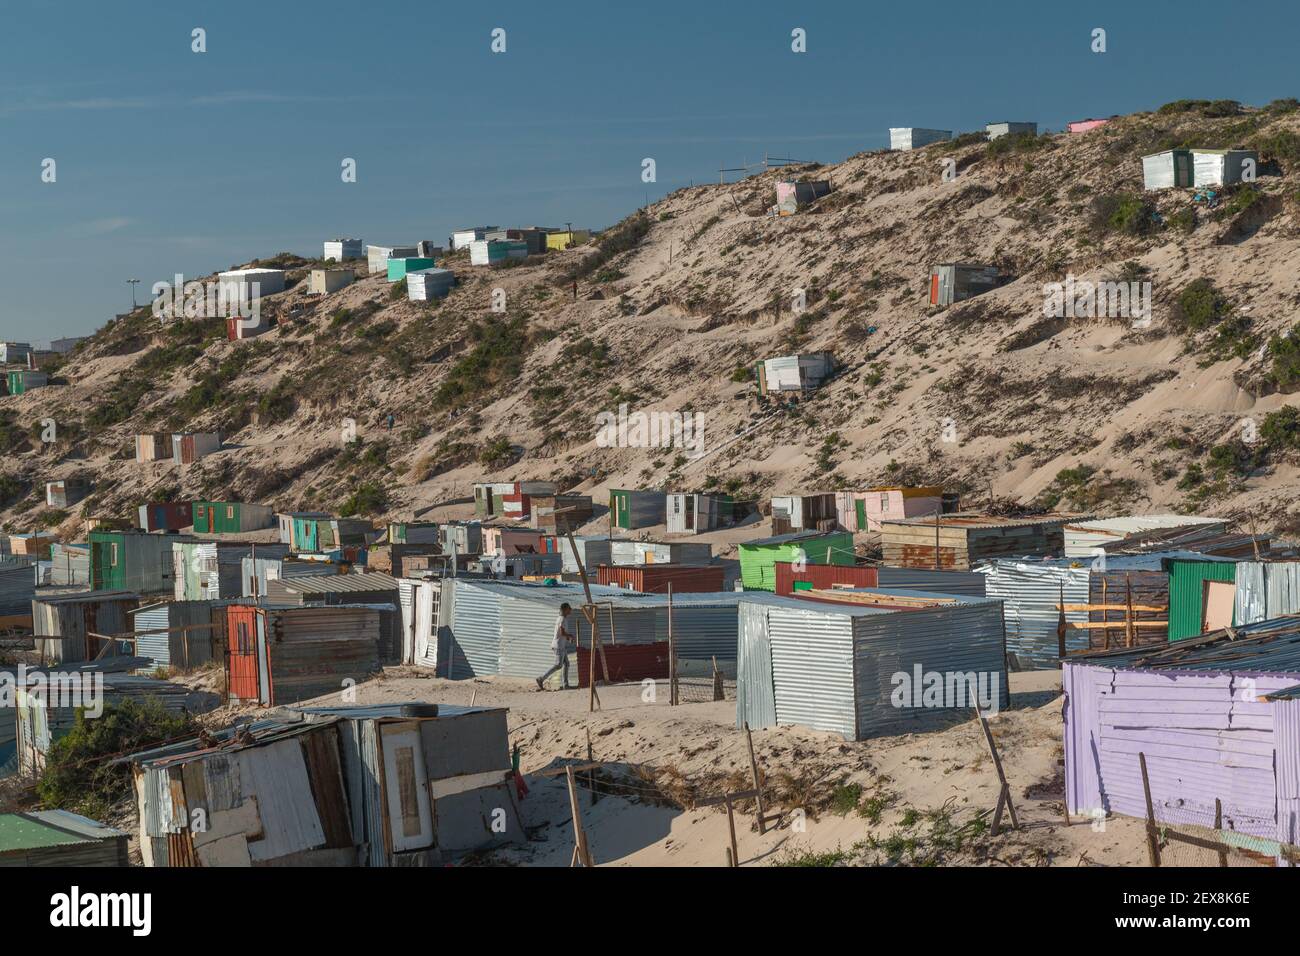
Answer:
[551,614,571,652]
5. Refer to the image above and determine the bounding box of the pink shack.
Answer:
[835,486,944,533]
[481,527,544,557]
[1067,118,1111,134]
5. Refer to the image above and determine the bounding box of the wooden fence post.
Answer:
[1139,752,1162,867]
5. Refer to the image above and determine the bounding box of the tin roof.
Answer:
[32,589,138,605]
[742,529,847,547]
[1067,614,1300,671]
[294,703,505,721]
[881,512,1083,530]
[275,572,398,593]
[0,810,126,851]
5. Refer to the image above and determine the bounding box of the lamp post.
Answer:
[127,278,140,310]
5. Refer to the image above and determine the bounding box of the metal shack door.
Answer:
[381,723,434,852]
[226,606,260,700]
[615,493,629,528]
[854,499,867,531]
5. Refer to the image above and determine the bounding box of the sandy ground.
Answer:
[317,668,1147,867]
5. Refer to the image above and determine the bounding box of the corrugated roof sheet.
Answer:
[882,512,1084,530]
[274,572,398,594]
[1069,614,1300,671]
[0,810,127,850]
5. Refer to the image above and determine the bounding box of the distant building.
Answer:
[835,486,945,532]
[889,127,951,151]
[309,268,354,294]
[755,353,834,396]
[134,433,171,463]
[770,493,838,532]
[929,263,1000,307]
[737,529,854,591]
[485,228,547,255]
[89,529,188,593]
[416,240,443,258]
[366,244,417,273]
[25,349,58,370]
[986,121,1038,139]
[138,501,192,533]
[217,268,286,300]
[546,229,590,251]
[609,489,667,530]
[276,510,331,545]
[45,478,90,509]
[473,481,558,518]
[225,314,270,340]
[322,238,362,261]
[5,370,47,395]
[407,268,456,301]
[1067,117,1111,134]
[192,500,275,534]
[387,257,436,281]
[48,337,87,355]
[172,431,221,466]
[1192,148,1259,187]
[0,343,31,365]
[774,180,832,215]
[469,240,528,266]
[879,512,1080,570]
[451,226,498,250]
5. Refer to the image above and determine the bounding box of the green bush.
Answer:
[37,699,197,817]
[1261,406,1300,449]
[1090,192,1157,237]
[1171,278,1229,332]
[1267,324,1300,390]
[1252,129,1300,165]
[338,480,388,517]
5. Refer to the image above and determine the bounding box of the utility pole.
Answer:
[127,278,141,310]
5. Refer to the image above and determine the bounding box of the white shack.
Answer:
[323,238,362,261]
[366,244,417,273]
[889,128,951,151]
[309,269,355,295]
[986,121,1037,139]
[452,227,498,250]
[407,268,456,301]
[217,269,286,302]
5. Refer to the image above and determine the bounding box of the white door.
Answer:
[382,724,434,851]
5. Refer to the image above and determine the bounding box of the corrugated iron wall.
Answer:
[1273,697,1300,847]
[597,564,724,593]
[1168,560,1237,640]
[448,582,502,678]
[775,561,878,595]
[984,561,1089,669]
[735,602,777,730]
[766,606,857,738]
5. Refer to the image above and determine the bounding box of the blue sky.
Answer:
[3,0,1298,340]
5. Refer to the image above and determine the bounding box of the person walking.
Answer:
[536,602,575,690]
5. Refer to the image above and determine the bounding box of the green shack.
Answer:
[192,501,275,535]
[1167,558,1238,640]
[89,529,186,594]
[387,257,436,281]
[5,371,48,396]
[738,529,855,591]
[609,489,667,530]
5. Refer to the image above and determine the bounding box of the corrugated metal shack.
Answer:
[32,590,139,663]
[264,572,402,664]
[0,810,129,867]
[47,543,88,587]
[929,263,1001,307]
[217,268,285,299]
[366,244,417,273]
[89,529,187,593]
[597,564,726,594]
[129,600,230,670]
[666,493,722,534]
[986,121,1037,139]
[241,554,339,598]
[1142,149,1194,190]
[773,560,986,597]
[609,489,667,530]
[0,342,32,365]
[440,522,483,557]
[889,127,951,150]
[407,267,456,301]
[485,227,547,254]
[45,478,89,509]
[608,538,712,566]
[17,672,218,775]
[739,530,855,591]
[474,481,558,518]
[174,541,290,600]
[482,527,544,556]
[1064,618,1300,843]
[554,535,611,574]
[835,486,943,532]
[277,510,331,545]
[879,513,1078,570]
[1167,557,1240,640]
[309,268,354,294]
[774,179,832,215]
[224,603,382,705]
[469,239,528,266]
[736,589,1009,739]
[5,370,47,395]
[451,227,496,250]
[388,521,440,545]
[530,494,593,533]
[138,501,192,533]
[1068,118,1110,133]
[770,493,838,532]
[0,560,36,619]
[172,432,221,466]
[756,352,834,396]
[1192,149,1258,187]
[132,704,523,866]
[1063,514,1226,556]
[286,515,372,552]
[982,554,1183,670]
[1233,561,1300,627]
[386,256,436,281]
[192,500,274,534]
[323,238,363,261]
[297,703,523,863]
[134,433,171,463]
[9,533,53,559]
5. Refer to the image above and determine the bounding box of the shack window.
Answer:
[225,506,235,520]
[395,747,422,837]
[236,621,251,654]
[110,543,118,567]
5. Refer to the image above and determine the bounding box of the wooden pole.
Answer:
[1139,752,1162,867]
[1215,798,1228,867]
[744,722,767,834]
[1125,574,1135,649]
[1101,577,1110,650]
[724,794,740,867]
[565,766,593,867]
[1056,581,1067,664]
[667,582,677,706]
[974,700,1019,835]
[586,728,598,806]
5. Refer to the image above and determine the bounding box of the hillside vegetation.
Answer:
[7,99,1300,537]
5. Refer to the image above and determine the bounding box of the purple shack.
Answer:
[1064,615,1300,848]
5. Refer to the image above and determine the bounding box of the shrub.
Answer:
[37,699,197,817]
[1251,129,1300,165]
[730,364,752,383]
[1170,278,1229,333]
[1261,405,1300,450]
[1267,324,1300,390]
[1090,192,1157,237]
[338,480,388,517]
